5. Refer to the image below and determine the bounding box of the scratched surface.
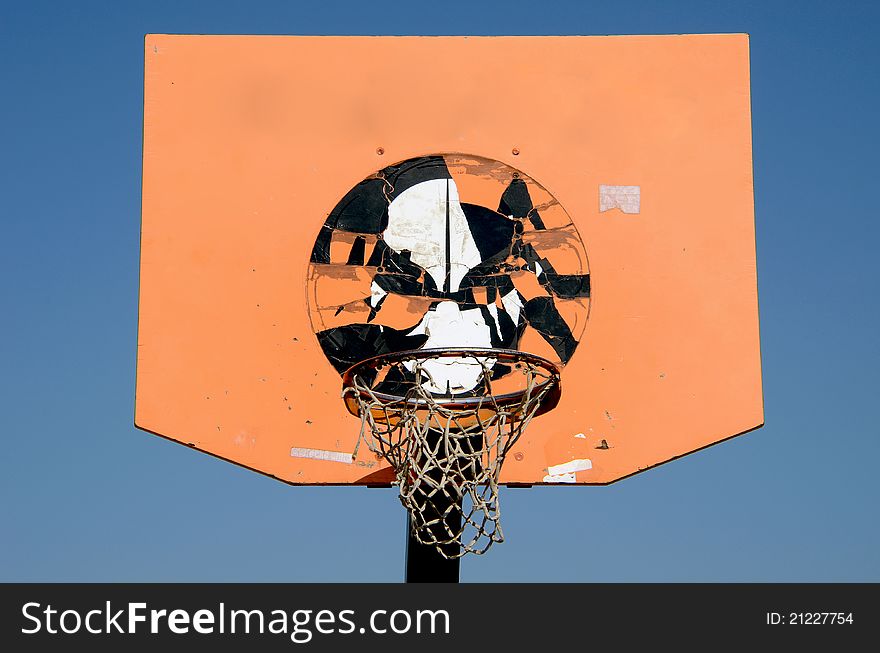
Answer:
[308,154,590,389]
[136,35,762,485]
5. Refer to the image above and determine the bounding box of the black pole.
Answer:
[405,510,461,583]
[404,426,461,582]
[404,173,461,582]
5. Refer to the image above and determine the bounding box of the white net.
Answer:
[343,349,560,559]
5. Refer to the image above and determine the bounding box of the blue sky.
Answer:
[1,0,878,581]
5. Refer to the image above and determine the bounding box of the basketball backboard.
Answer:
[136,34,762,487]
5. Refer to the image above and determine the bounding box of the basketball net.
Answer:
[343,349,560,559]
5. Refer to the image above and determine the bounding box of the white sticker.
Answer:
[543,472,577,484]
[542,458,593,483]
[547,458,593,476]
[599,185,640,214]
[290,447,353,464]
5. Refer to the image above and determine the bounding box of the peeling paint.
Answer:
[233,432,256,448]
[308,154,591,384]
[384,178,480,293]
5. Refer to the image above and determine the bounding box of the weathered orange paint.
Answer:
[137,34,762,485]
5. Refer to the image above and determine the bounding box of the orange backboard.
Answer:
[136,34,762,486]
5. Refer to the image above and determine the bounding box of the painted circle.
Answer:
[306,154,591,385]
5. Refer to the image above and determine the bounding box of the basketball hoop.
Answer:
[342,348,561,558]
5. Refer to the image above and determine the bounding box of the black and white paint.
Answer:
[309,155,590,396]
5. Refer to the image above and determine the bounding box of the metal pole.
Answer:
[404,426,461,582]
[404,509,461,583]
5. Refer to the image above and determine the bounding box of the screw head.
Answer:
[512,147,520,156]
[376,147,385,155]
